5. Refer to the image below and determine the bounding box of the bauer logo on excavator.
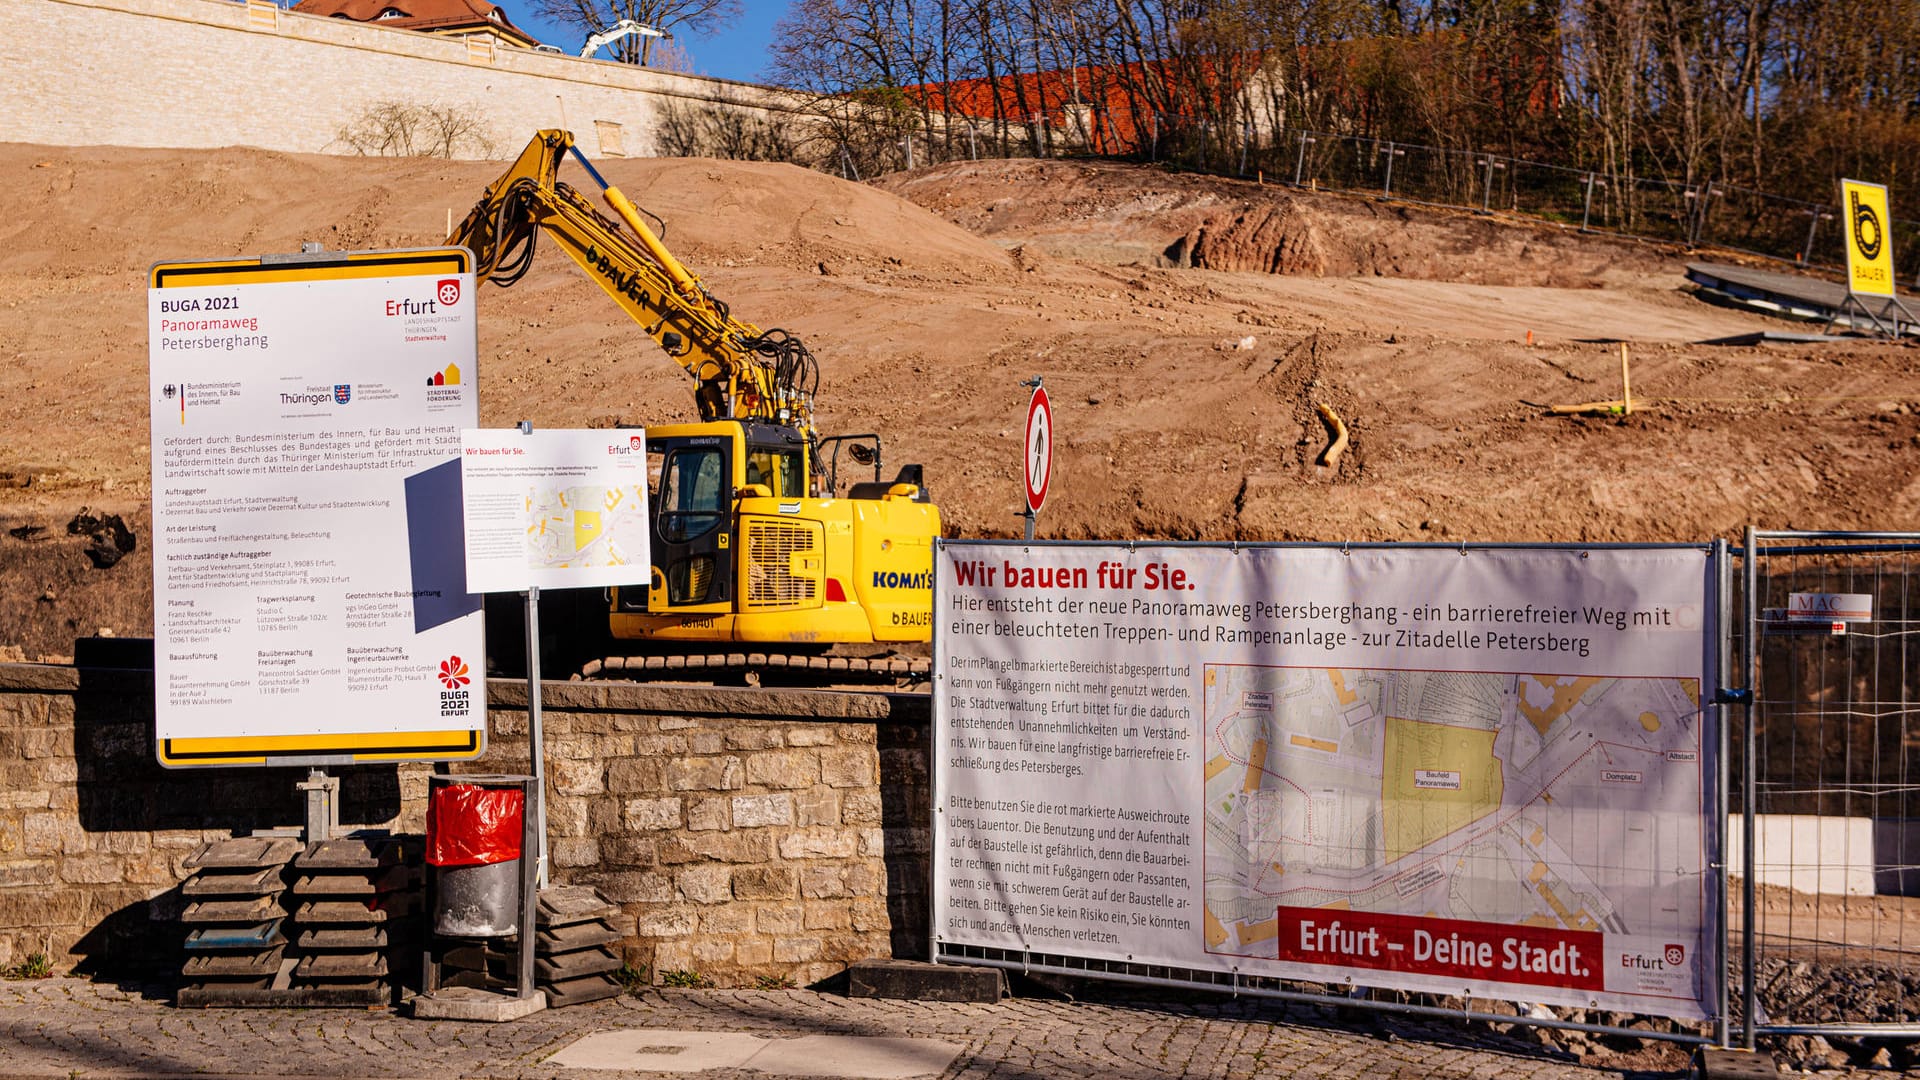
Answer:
[584,244,652,307]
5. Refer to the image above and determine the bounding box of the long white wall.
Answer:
[3,0,800,159]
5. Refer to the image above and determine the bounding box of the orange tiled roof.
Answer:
[293,0,540,47]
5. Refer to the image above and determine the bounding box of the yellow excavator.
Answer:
[449,131,939,671]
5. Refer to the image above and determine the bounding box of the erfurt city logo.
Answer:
[438,655,471,717]
[437,278,462,307]
[1622,944,1685,972]
[630,435,643,451]
[334,384,352,404]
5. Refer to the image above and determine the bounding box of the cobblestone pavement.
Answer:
[0,977,1701,1079]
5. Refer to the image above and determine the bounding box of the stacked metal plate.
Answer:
[287,836,422,1006]
[176,837,300,1007]
[534,885,632,1007]
[426,885,631,1005]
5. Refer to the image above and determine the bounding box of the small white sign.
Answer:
[460,428,653,593]
[1787,592,1873,623]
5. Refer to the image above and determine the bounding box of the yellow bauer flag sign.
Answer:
[1840,178,1897,297]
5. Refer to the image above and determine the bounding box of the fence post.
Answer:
[1740,524,1758,1049]
[1381,141,1404,199]
[1240,121,1251,177]
[1580,173,1599,232]
[839,143,859,182]
[903,133,914,170]
[1686,186,1720,248]
[1478,156,1506,214]
[1151,113,1159,162]
[1712,536,1733,1051]
[1800,208,1824,266]
[967,122,977,161]
[1293,133,1315,187]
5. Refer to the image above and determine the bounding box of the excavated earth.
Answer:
[2,146,1917,664]
[1,145,1918,1058]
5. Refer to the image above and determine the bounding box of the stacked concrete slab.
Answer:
[425,885,630,1006]
[177,837,299,1001]
[176,835,421,1007]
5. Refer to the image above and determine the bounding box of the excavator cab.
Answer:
[609,419,937,644]
[652,432,734,607]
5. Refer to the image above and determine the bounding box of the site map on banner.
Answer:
[933,545,1716,1020]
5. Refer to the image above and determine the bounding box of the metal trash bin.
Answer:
[426,775,530,937]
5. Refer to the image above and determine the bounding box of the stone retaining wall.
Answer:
[3,0,806,160]
[0,660,931,986]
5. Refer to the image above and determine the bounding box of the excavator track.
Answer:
[580,651,931,687]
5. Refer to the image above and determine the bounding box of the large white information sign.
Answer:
[149,250,485,766]
[460,428,652,593]
[934,543,1718,1020]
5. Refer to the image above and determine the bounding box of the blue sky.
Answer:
[504,1,789,85]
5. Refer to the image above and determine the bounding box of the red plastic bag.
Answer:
[426,784,524,867]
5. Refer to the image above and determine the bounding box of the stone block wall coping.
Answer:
[0,664,81,693]
[0,662,932,727]
[490,680,930,725]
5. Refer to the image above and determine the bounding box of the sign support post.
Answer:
[297,768,340,844]
[517,419,549,889]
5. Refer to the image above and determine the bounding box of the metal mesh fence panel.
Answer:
[1738,531,1920,1038]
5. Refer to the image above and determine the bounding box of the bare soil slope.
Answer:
[2,145,1916,660]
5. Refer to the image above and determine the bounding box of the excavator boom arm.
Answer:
[448,130,819,442]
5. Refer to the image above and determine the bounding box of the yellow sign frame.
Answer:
[150,247,487,768]
[1840,179,1897,298]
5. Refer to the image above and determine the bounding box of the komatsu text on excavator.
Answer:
[448,131,939,666]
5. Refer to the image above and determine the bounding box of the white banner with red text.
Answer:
[932,542,1718,1020]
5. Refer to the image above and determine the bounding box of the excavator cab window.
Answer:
[658,447,726,542]
[746,448,805,497]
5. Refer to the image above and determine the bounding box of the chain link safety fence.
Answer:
[838,110,1920,285]
[1737,530,1920,1043]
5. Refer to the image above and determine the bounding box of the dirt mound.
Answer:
[3,146,1918,660]
[0,143,1013,280]
[876,159,1670,286]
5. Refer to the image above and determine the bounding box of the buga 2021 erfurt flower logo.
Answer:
[438,656,472,717]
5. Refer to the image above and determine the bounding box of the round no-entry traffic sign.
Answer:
[1024,384,1052,514]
